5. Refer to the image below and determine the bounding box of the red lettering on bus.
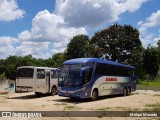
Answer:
[106,78,117,81]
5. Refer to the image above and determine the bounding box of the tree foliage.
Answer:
[91,24,143,63]
[142,45,159,78]
[0,24,160,80]
[52,53,65,67]
[90,24,143,76]
[0,73,6,80]
[65,34,90,59]
[157,40,160,65]
[0,54,65,80]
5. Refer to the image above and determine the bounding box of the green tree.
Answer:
[142,45,159,78]
[4,55,21,80]
[1,55,39,80]
[52,53,65,67]
[21,55,37,66]
[0,59,5,76]
[90,24,143,74]
[157,40,160,65]
[36,58,47,67]
[65,34,90,59]
[0,73,6,80]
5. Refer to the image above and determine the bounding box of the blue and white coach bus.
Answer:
[58,58,137,100]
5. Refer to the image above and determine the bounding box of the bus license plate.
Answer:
[65,94,69,96]
[23,89,28,91]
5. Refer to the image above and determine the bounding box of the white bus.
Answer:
[16,66,59,95]
[58,58,137,100]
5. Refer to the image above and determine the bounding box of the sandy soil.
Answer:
[0,90,160,120]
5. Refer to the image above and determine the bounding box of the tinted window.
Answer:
[37,69,45,79]
[95,63,134,76]
[59,64,83,87]
[84,62,95,68]
[9,83,14,88]
[17,68,34,78]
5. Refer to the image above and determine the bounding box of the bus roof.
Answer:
[63,58,135,69]
[17,66,58,70]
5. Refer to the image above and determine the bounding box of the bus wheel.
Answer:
[122,88,127,96]
[91,89,98,101]
[127,87,131,96]
[51,86,57,96]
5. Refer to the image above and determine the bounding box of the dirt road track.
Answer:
[0,90,160,120]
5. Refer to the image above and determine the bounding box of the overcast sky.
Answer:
[0,0,160,59]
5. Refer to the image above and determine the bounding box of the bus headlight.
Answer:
[57,87,67,93]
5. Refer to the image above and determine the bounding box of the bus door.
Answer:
[36,69,49,93]
[45,71,50,93]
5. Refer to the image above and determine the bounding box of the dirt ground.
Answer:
[0,90,160,120]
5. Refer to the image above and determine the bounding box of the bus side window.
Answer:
[37,69,45,79]
[51,69,59,79]
[51,72,54,79]
[95,63,104,76]
[128,69,134,76]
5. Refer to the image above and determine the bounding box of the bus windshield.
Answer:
[59,63,95,87]
[17,68,34,78]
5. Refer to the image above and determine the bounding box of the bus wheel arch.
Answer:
[51,86,57,96]
[91,88,98,101]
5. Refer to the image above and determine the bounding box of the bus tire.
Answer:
[51,86,57,96]
[122,87,127,96]
[91,89,98,101]
[127,87,131,96]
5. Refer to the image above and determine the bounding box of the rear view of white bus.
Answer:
[16,66,34,92]
[16,66,59,95]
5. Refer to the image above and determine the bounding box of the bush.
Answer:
[143,74,155,81]
[0,73,6,80]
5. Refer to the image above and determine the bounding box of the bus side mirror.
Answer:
[80,66,90,76]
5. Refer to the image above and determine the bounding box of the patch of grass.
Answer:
[138,81,160,86]
[121,107,132,111]
[154,94,160,96]
[137,79,160,90]
[138,79,160,85]
[0,94,8,99]
[114,107,140,111]
[137,84,160,90]
[132,108,141,111]
[95,107,141,111]
[0,94,8,103]
[0,94,7,96]
[96,107,110,111]
[54,103,68,106]
[64,105,80,111]
[144,103,160,111]
[115,106,127,110]
[131,93,139,95]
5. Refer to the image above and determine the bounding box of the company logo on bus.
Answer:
[106,77,117,81]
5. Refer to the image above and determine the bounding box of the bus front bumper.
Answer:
[16,86,33,92]
[58,87,91,99]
